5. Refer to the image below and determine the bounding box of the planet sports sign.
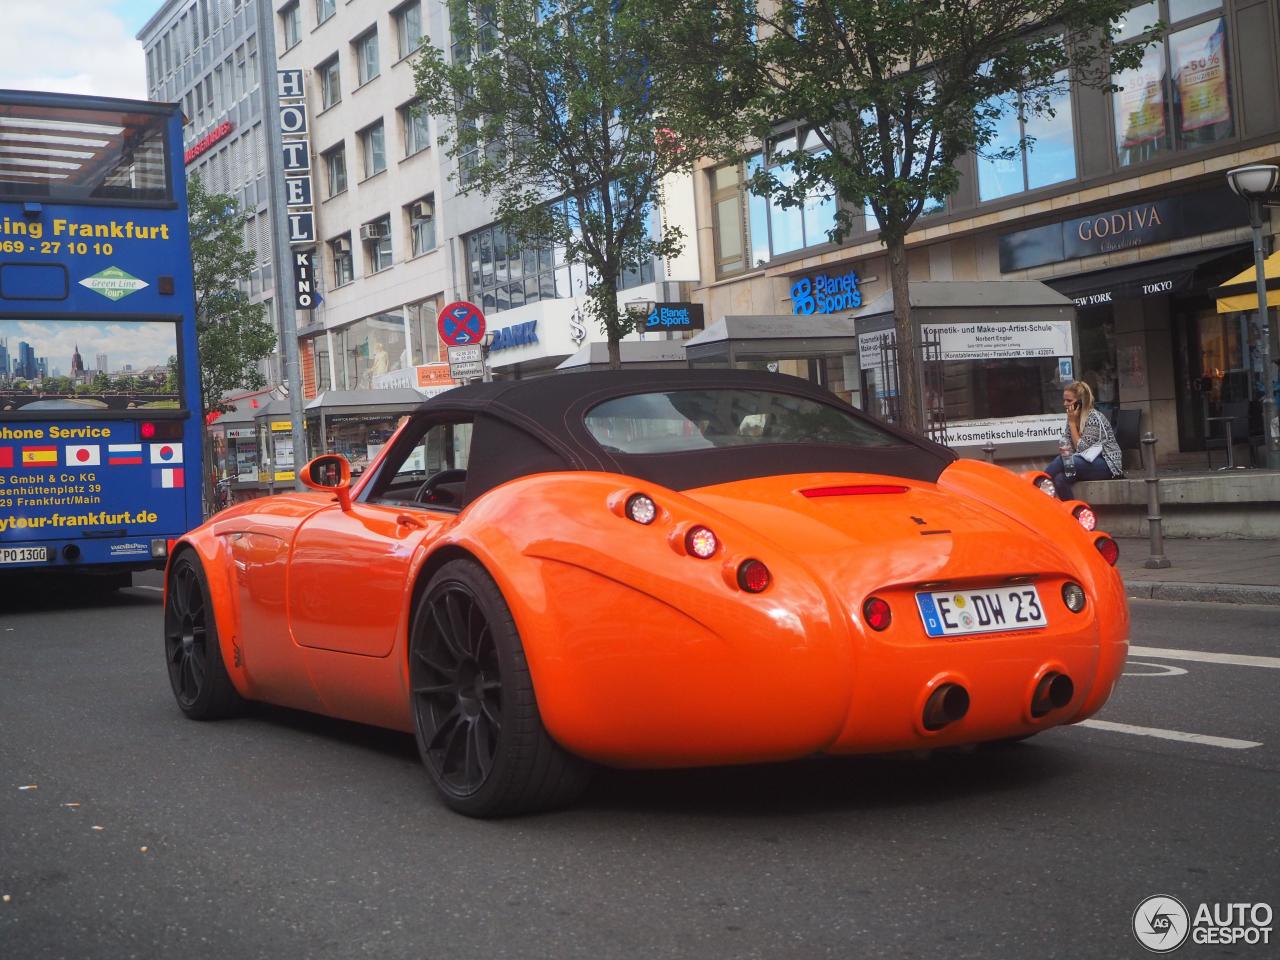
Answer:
[790,270,863,316]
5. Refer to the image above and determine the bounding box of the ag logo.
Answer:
[1133,895,1190,953]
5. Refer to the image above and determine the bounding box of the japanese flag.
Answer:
[150,442,184,464]
[65,445,101,467]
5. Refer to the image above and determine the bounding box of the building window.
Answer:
[316,0,336,25]
[330,234,354,287]
[360,120,386,178]
[323,143,347,197]
[400,100,430,156]
[335,313,406,390]
[314,337,332,392]
[319,55,341,110]
[354,29,380,87]
[409,299,441,364]
[977,70,1076,202]
[363,215,393,273]
[1112,1,1233,168]
[395,1,425,60]
[407,196,436,256]
[710,163,750,277]
[747,129,838,260]
[280,2,301,48]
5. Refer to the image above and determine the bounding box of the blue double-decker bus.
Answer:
[0,89,201,587]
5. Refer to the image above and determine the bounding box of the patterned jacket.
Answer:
[1060,408,1124,478]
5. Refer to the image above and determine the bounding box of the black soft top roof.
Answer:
[409,369,954,495]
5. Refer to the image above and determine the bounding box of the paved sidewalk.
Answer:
[1114,536,1280,606]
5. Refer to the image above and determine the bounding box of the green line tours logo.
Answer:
[79,266,149,302]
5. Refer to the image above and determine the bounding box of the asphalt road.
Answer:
[1,576,1277,960]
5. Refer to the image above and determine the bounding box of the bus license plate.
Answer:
[916,585,1047,638]
[0,547,50,564]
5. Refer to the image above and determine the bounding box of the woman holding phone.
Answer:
[1044,380,1124,500]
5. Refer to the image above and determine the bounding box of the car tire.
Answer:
[164,552,241,720]
[410,559,592,817]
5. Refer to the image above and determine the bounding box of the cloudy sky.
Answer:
[1,0,155,101]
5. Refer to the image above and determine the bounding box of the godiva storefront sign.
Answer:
[998,185,1247,273]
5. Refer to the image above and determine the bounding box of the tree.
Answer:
[414,0,721,368]
[661,0,1154,432]
[188,175,277,412]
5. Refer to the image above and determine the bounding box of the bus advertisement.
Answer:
[0,89,201,585]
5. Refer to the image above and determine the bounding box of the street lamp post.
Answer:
[1226,163,1280,469]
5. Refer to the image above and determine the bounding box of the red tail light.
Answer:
[1095,536,1119,566]
[863,596,892,631]
[802,485,908,498]
[737,559,771,593]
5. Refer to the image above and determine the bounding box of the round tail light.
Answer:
[625,493,657,525]
[1095,536,1119,566]
[1061,582,1086,612]
[737,559,771,593]
[1035,476,1057,498]
[863,596,892,631]
[1072,504,1097,531]
[685,525,718,559]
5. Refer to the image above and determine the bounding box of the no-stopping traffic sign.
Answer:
[437,301,487,346]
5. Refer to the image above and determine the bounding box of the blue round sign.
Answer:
[438,301,487,346]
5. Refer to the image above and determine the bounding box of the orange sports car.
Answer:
[164,370,1128,817]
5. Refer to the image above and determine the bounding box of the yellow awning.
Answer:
[1215,250,1280,313]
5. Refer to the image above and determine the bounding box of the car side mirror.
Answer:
[300,454,353,511]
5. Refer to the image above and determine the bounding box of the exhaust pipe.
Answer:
[923,683,970,731]
[1030,672,1074,718]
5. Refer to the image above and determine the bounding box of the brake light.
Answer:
[802,485,908,498]
[1095,536,1119,566]
[140,422,156,439]
[737,559,771,593]
[140,421,184,441]
[863,596,892,631]
[1073,505,1098,531]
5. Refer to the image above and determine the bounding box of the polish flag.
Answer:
[150,442,184,464]
[153,467,185,488]
[65,444,101,467]
[108,443,143,465]
[0,448,12,469]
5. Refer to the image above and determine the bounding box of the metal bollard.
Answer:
[1141,432,1171,569]
[982,440,996,464]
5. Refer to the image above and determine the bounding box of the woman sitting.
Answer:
[1045,381,1124,501]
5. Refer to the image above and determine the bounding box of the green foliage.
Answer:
[414,0,721,366]
[659,0,1156,429]
[188,175,277,412]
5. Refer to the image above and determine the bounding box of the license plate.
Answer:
[916,585,1047,637]
[0,546,50,564]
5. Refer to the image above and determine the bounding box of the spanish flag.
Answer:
[22,446,58,467]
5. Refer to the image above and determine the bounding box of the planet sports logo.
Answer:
[790,270,863,316]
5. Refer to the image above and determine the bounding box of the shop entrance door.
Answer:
[1173,303,1250,451]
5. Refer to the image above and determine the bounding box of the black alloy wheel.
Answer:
[164,553,240,720]
[410,560,591,817]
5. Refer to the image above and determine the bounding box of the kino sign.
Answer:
[278,69,315,246]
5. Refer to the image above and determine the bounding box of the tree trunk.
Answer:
[595,278,622,370]
[888,235,923,434]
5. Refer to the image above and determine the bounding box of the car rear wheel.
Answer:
[164,553,241,720]
[410,559,591,817]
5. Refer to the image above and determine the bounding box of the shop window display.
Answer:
[336,313,408,389]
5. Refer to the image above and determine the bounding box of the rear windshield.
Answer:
[0,103,170,204]
[583,389,901,454]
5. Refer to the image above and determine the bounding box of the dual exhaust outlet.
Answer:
[922,671,1075,732]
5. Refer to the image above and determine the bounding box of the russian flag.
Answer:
[152,467,185,489]
[150,442,184,464]
[108,443,143,465]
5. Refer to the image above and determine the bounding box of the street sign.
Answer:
[447,344,484,379]
[438,300,487,346]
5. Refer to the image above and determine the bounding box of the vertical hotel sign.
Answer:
[278,69,318,309]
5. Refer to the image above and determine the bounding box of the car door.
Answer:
[287,418,474,658]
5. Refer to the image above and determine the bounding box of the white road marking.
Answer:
[1078,719,1262,750]
[1123,661,1188,677]
[134,585,163,593]
[1129,645,1280,670]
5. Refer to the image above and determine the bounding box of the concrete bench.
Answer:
[1074,471,1280,538]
